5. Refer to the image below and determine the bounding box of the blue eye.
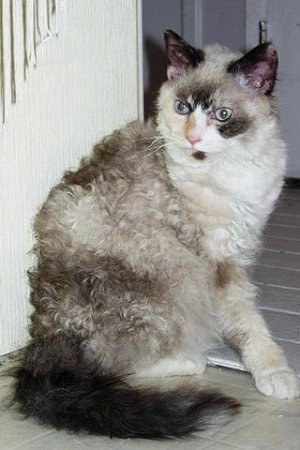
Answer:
[215,107,232,121]
[175,100,190,115]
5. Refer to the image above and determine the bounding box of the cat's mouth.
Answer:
[192,151,206,160]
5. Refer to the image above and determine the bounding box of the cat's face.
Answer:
[158,68,253,160]
[157,30,278,164]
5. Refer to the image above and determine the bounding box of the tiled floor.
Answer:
[0,187,299,450]
[1,362,300,450]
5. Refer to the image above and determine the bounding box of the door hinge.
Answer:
[259,20,268,44]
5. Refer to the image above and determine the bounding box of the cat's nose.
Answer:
[187,135,202,146]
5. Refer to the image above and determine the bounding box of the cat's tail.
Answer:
[13,336,240,439]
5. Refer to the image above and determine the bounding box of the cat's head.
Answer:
[157,30,278,163]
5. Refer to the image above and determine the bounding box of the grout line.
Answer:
[264,234,300,242]
[262,243,300,254]
[259,306,300,316]
[272,211,300,217]
[213,442,255,450]
[255,281,300,293]
[271,210,300,217]
[190,440,215,450]
[255,263,300,273]
[278,192,300,197]
[199,375,256,393]
[12,430,55,450]
[200,439,248,450]
[262,248,300,255]
[276,201,300,206]
[219,399,300,449]
[279,195,300,200]
[266,221,300,230]
[262,248,300,256]
[255,281,300,292]
[212,405,285,449]
[185,438,216,450]
[274,336,300,345]
[268,222,300,229]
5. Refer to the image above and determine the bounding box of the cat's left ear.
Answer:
[164,29,204,79]
[228,43,278,95]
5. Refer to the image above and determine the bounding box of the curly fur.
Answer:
[13,31,299,439]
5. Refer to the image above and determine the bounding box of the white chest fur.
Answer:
[167,151,284,266]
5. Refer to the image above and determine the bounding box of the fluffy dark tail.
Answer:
[13,336,240,439]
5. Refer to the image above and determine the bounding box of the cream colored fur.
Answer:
[155,45,298,398]
[29,43,299,400]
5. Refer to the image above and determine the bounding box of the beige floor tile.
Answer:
[1,364,299,450]
[16,432,212,450]
[222,409,300,450]
[202,443,247,450]
[199,381,282,440]
[0,414,52,450]
[200,366,255,391]
[0,375,52,450]
[270,400,300,417]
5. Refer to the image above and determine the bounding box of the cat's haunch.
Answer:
[13,30,299,439]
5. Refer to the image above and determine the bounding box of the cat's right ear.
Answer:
[164,29,204,79]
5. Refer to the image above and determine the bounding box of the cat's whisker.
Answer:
[143,139,182,157]
[140,136,166,158]
[141,147,164,159]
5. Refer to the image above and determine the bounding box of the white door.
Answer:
[246,0,300,178]
[0,0,142,356]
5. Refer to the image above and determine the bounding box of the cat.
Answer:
[13,29,299,439]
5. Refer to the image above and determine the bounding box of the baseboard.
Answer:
[284,177,300,188]
[0,349,22,370]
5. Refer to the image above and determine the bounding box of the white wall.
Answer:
[0,0,142,355]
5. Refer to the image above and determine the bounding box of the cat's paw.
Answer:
[136,357,207,378]
[255,368,300,399]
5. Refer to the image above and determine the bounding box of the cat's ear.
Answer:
[228,43,278,95]
[164,29,204,79]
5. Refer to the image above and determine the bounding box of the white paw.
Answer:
[136,357,207,378]
[255,368,300,399]
[183,358,207,375]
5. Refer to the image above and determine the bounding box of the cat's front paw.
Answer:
[255,368,300,399]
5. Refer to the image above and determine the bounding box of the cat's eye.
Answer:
[215,107,232,122]
[174,100,190,115]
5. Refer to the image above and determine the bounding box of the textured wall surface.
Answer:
[0,0,141,355]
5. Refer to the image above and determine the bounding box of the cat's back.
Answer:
[63,121,161,188]
[34,121,174,257]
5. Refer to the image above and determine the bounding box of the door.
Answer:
[142,0,199,118]
[0,0,142,356]
[246,0,300,178]
[142,0,246,117]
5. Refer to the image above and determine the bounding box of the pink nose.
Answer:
[187,135,202,146]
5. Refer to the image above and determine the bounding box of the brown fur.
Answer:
[215,261,239,289]
[12,32,298,441]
